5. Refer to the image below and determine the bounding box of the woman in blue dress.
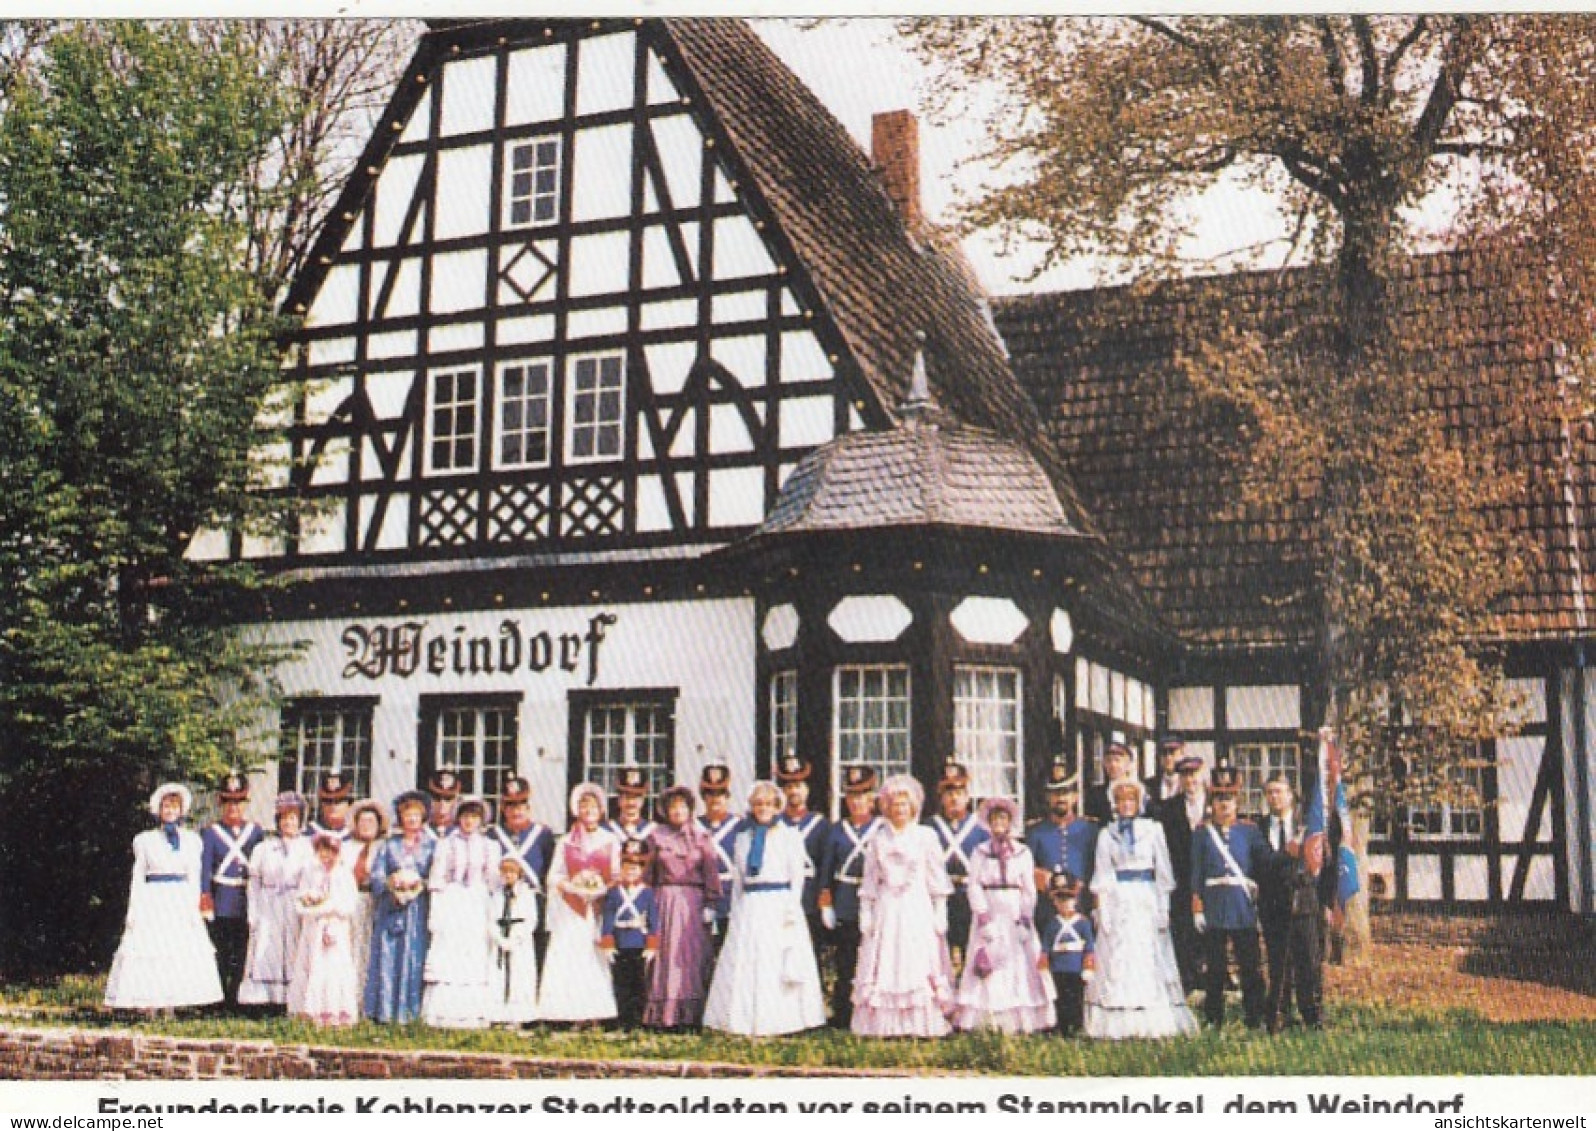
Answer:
[365,790,436,1023]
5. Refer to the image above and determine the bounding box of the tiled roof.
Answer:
[994,249,1596,652]
[758,412,1078,539]
[663,19,1098,539]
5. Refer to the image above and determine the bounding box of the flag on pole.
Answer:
[1303,729,1333,879]
[1310,727,1361,905]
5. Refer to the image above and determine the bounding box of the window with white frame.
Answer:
[576,694,675,808]
[497,360,553,468]
[1405,760,1487,840]
[427,366,479,473]
[770,669,798,762]
[428,699,518,812]
[955,665,1023,805]
[281,700,374,818]
[833,664,911,801]
[1230,741,1302,818]
[567,353,625,462]
[506,138,560,227]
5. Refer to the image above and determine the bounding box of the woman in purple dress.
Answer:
[644,785,723,1028]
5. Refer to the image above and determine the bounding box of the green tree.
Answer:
[903,16,1596,952]
[0,24,301,978]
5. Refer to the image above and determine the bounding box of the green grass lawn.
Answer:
[4,975,1595,1076]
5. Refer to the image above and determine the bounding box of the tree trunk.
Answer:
[1320,202,1396,968]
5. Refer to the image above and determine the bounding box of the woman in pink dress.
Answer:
[954,796,1055,1033]
[537,782,621,1023]
[851,774,955,1037]
[289,832,359,1027]
[643,785,722,1028]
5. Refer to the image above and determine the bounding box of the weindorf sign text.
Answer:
[340,613,617,686]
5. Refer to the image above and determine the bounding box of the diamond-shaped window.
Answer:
[501,241,558,303]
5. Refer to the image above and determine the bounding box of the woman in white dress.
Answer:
[239,792,314,1008]
[1085,779,1198,1039]
[703,781,825,1037]
[342,800,386,1008]
[537,782,621,1023]
[954,796,1055,1034]
[851,774,955,1038]
[103,783,223,1011]
[289,832,359,1026]
[423,794,503,1028]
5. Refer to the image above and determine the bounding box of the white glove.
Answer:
[1081,968,1096,983]
[701,906,717,927]
[1194,911,1207,934]
[821,905,837,931]
[933,898,948,937]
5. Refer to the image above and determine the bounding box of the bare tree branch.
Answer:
[1351,16,1381,106]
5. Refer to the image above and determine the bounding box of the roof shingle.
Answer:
[995,249,1596,652]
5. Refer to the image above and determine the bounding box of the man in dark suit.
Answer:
[1144,738,1186,807]
[1085,742,1139,824]
[1257,775,1328,1030]
[1156,753,1208,993]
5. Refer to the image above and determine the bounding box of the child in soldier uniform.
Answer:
[1038,869,1095,1036]
[600,838,658,1029]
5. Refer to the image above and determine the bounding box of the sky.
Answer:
[749,17,1293,298]
[0,7,1297,297]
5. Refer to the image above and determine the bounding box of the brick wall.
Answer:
[0,1027,895,1081]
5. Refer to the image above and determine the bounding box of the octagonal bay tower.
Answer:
[729,353,1171,816]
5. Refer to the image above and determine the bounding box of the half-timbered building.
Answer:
[994,255,1596,915]
[207,17,1596,918]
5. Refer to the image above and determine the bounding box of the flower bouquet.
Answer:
[561,867,607,917]
[388,866,424,906]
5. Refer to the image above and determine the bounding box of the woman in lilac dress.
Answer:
[643,785,723,1028]
[953,796,1055,1034]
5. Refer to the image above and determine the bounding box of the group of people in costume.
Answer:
[104,737,1332,1039]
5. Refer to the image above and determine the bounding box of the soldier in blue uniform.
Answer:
[308,771,354,845]
[1025,755,1098,921]
[199,772,264,1012]
[605,766,658,842]
[426,768,460,841]
[600,838,659,1029]
[696,764,739,955]
[492,773,555,970]
[776,754,830,956]
[1191,764,1269,1029]
[1039,868,1096,1036]
[926,760,988,972]
[817,764,881,1029]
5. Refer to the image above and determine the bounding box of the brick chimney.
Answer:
[871,109,922,230]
